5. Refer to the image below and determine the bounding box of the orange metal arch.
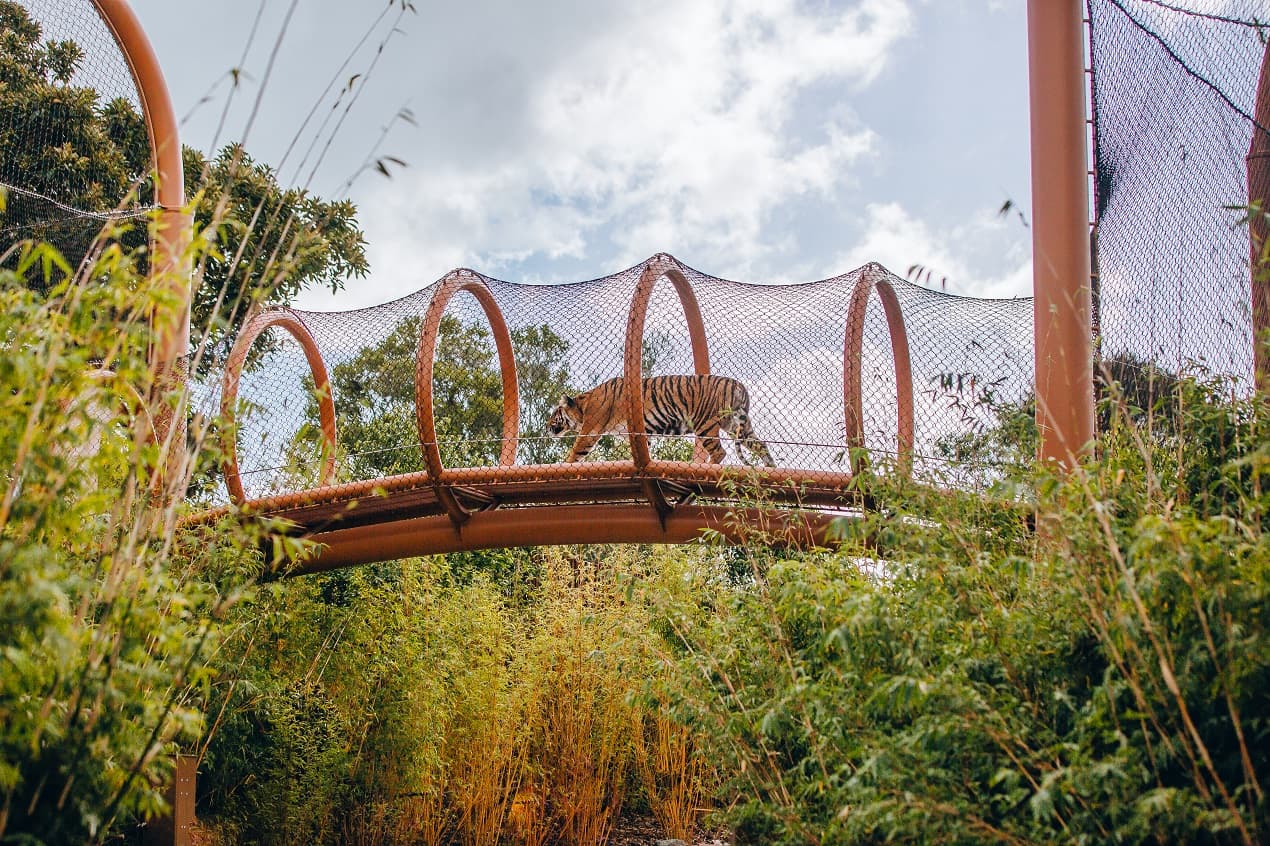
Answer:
[623,254,712,516]
[415,271,520,526]
[90,0,188,346]
[623,254,712,467]
[221,309,337,504]
[843,264,915,476]
[90,0,192,500]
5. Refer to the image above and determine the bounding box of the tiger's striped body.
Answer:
[546,374,775,466]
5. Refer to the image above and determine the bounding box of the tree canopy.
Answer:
[291,314,573,483]
[0,0,368,373]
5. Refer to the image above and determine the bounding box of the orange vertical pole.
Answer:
[1249,39,1270,391]
[91,0,191,495]
[88,6,193,845]
[1028,0,1095,467]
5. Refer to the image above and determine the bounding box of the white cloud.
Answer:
[333,0,915,306]
[832,202,1032,299]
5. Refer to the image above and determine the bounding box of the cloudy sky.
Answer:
[129,0,1033,310]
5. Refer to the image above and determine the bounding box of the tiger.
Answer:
[546,374,776,466]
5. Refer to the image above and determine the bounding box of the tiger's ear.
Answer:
[562,394,579,409]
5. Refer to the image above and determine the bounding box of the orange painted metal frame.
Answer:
[286,503,843,575]
[1027,0,1095,466]
[843,263,915,476]
[90,0,192,502]
[88,6,195,839]
[1250,39,1270,390]
[415,270,520,526]
[220,309,337,503]
[623,254,713,517]
[90,0,188,358]
[209,255,913,569]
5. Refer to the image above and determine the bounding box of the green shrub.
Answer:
[654,374,1267,845]
[0,239,262,844]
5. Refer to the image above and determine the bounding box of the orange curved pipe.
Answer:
[90,0,192,498]
[415,271,520,525]
[286,503,842,575]
[220,309,337,504]
[623,255,712,468]
[622,255,712,517]
[90,0,189,364]
[843,264,915,476]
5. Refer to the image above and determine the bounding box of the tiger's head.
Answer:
[546,394,583,437]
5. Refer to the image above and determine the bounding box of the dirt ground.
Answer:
[608,812,731,846]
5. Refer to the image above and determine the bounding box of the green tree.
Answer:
[290,314,573,482]
[655,373,1269,845]
[0,2,149,263]
[0,1,368,374]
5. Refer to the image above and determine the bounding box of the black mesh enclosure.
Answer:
[1089,0,1269,385]
[211,257,1035,508]
[0,0,153,262]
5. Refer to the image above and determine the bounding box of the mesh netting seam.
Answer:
[1137,0,1270,28]
[0,181,156,222]
[1103,0,1270,134]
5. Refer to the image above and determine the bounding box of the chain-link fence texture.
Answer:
[0,0,153,266]
[212,255,1035,518]
[1089,0,1269,386]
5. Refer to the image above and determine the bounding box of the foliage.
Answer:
[0,1,148,264]
[933,352,1183,488]
[0,236,262,844]
[200,550,666,845]
[652,374,1268,845]
[289,314,572,483]
[185,144,367,375]
[0,1,368,376]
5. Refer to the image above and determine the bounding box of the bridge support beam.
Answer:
[1028,0,1095,466]
[286,504,844,575]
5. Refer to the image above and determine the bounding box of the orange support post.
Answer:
[1249,39,1270,390]
[88,8,193,844]
[1027,0,1095,466]
[91,0,191,494]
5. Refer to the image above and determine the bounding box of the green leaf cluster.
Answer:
[0,2,369,377]
[653,375,1268,845]
[0,237,263,844]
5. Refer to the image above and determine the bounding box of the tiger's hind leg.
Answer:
[693,418,728,464]
[729,411,776,467]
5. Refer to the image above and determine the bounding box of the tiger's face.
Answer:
[546,395,582,437]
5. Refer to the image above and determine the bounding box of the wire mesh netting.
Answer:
[213,256,1035,508]
[0,0,154,264]
[1089,0,1270,385]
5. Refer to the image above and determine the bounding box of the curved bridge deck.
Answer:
[195,461,862,575]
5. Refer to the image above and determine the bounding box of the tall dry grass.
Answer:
[633,711,712,842]
[325,547,717,846]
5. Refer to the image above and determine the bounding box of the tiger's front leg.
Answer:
[565,431,605,462]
